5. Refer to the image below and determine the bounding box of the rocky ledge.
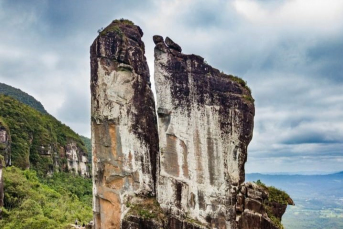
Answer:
[91,19,292,229]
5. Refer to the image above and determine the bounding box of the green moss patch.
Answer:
[0,167,92,229]
[126,197,165,220]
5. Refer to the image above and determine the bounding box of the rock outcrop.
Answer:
[90,19,158,229]
[91,20,291,229]
[237,182,294,229]
[58,141,89,176]
[0,95,90,177]
[154,36,254,228]
[0,119,11,166]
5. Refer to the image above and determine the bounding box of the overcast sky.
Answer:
[0,0,342,174]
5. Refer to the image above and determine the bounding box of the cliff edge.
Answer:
[91,20,292,229]
[90,19,159,229]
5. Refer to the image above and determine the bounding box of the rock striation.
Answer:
[154,36,254,228]
[237,182,294,229]
[58,141,90,176]
[91,20,291,229]
[90,19,158,229]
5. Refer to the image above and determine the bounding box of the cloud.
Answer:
[0,0,342,173]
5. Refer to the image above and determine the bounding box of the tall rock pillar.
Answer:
[154,36,255,228]
[90,19,158,229]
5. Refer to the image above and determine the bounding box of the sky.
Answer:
[0,0,342,174]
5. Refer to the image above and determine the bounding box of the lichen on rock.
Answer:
[90,19,158,228]
[91,19,291,229]
[154,36,254,228]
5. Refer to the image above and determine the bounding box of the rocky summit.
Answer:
[154,35,254,228]
[91,19,292,229]
[90,19,159,229]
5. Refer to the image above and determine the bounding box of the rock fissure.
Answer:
[91,19,291,229]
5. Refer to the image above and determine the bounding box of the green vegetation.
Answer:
[256,180,291,205]
[39,172,92,206]
[113,18,134,25]
[265,206,284,229]
[219,73,254,102]
[255,180,292,229]
[0,95,87,175]
[100,25,123,37]
[80,135,92,163]
[0,82,47,114]
[228,75,247,87]
[243,94,255,103]
[126,197,164,220]
[0,166,92,229]
[99,18,134,37]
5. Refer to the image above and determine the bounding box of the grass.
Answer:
[243,94,255,103]
[125,197,165,220]
[264,204,285,229]
[255,180,292,205]
[100,18,134,37]
[112,18,134,25]
[255,180,293,229]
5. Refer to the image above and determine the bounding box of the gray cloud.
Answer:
[0,0,342,174]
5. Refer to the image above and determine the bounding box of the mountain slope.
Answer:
[0,83,47,114]
[0,95,89,176]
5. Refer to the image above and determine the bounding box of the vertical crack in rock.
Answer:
[90,19,158,229]
[154,35,255,228]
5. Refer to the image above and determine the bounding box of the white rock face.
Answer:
[0,128,10,166]
[90,20,158,229]
[65,142,89,177]
[154,36,254,228]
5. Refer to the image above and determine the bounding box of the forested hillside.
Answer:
[0,83,47,114]
[0,86,93,228]
[0,166,92,229]
[0,95,88,176]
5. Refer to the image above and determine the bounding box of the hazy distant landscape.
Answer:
[247,172,343,229]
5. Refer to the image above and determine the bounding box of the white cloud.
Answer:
[234,0,343,34]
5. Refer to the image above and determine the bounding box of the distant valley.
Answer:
[247,172,343,229]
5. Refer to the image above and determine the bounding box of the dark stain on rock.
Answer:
[198,191,206,210]
[175,181,183,209]
[164,134,180,176]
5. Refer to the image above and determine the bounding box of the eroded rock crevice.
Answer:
[90,19,159,229]
[154,36,254,229]
[91,19,291,229]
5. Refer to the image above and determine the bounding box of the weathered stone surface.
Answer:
[238,211,278,229]
[237,182,294,229]
[0,122,11,166]
[154,36,254,228]
[245,198,263,214]
[122,215,163,229]
[165,37,182,52]
[153,35,164,45]
[268,202,287,220]
[63,141,89,176]
[91,19,158,228]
